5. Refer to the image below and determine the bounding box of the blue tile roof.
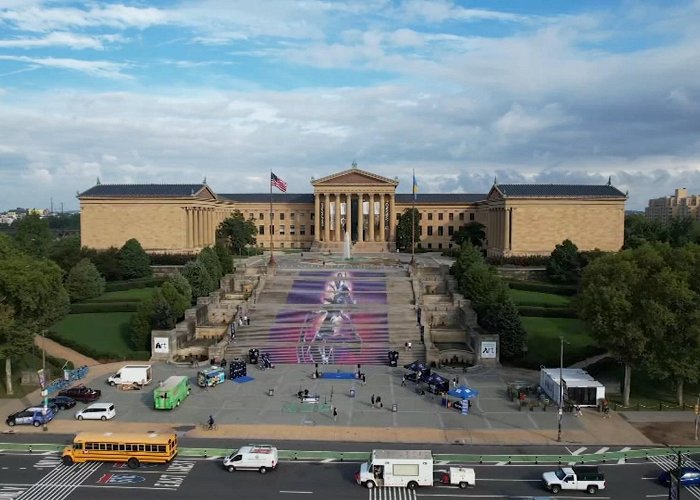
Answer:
[79,184,207,198]
[495,184,626,198]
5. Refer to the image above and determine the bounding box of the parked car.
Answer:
[46,396,77,410]
[58,385,101,403]
[659,467,700,487]
[75,402,116,421]
[31,402,59,414]
[6,407,56,427]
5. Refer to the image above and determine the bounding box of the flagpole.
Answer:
[411,170,416,266]
[269,170,275,266]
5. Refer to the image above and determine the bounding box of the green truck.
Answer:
[153,376,191,410]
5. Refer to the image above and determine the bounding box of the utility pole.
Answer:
[557,336,564,442]
[694,393,699,440]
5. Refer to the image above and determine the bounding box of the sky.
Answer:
[1,1,700,211]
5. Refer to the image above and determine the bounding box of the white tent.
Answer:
[540,368,605,407]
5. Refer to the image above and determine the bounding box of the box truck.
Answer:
[107,365,152,387]
[355,450,433,490]
[153,376,191,410]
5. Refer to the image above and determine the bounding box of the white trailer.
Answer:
[107,365,152,387]
[355,450,433,490]
[540,368,605,407]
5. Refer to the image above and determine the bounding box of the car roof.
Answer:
[84,403,113,409]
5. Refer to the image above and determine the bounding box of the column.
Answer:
[206,209,212,246]
[389,194,396,244]
[369,193,375,242]
[335,193,341,241]
[356,192,363,242]
[346,193,352,241]
[379,193,386,242]
[314,194,320,242]
[504,207,510,251]
[185,208,191,249]
[323,194,330,242]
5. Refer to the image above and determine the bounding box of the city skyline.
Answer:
[1,0,700,211]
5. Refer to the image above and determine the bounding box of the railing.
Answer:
[44,365,89,395]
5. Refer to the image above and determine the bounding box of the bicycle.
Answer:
[202,422,218,431]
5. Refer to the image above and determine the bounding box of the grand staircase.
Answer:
[224,267,423,366]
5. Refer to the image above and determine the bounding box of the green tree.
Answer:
[118,239,152,280]
[181,260,214,300]
[161,280,189,321]
[624,214,666,249]
[395,208,420,251]
[0,252,69,394]
[83,247,122,281]
[478,295,527,361]
[168,272,193,306]
[150,288,175,331]
[13,213,53,258]
[199,247,222,286]
[49,236,83,273]
[216,211,257,255]
[46,213,80,231]
[547,239,581,284]
[452,222,486,248]
[666,217,700,247]
[129,296,154,350]
[215,241,233,275]
[450,243,485,291]
[66,258,106,302]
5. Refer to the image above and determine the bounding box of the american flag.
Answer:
[271,172,287,192]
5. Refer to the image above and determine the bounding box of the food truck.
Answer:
[197,367,226,388]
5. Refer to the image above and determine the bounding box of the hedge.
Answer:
[45,331,151,362]
[105,277,166,292]
[518,306,579,318]
[487,255,550,266]
[84,297,143,304]
[70,302,139,314]
[508,280,578,296]
[149,253,195,265]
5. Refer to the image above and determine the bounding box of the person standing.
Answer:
[332,406,338,422]
[401,375,406,387]
[371,394,375,408]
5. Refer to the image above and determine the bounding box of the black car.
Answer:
[58,385,101,403]
[46,396,77,410]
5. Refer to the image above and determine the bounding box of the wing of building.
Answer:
[78,166,627,257]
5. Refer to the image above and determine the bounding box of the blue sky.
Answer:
[1,0,700,211]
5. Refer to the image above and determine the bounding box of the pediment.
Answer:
[487,185,504,201]
[312,168,399,187]
[196,185,217,200]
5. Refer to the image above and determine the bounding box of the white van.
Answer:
[223,445,278,474]
[75,403,116,421]
[356,450,433,489]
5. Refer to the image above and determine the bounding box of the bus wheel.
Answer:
[127,458,140,469]
[62,456,74,466]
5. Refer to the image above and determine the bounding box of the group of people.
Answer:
[370,394,383,408]
[229,313,251,341]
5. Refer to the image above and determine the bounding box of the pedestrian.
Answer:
[238,316,243,327]
[246,316,251,326]
[404,342,409,352]
[376,396,383,409]
[361,373,366,385]
[371,394,375,408]
[332,406,338,422]
[207,415,215,430]
[407,341,412,351]
[575,404,582,417]
[401,375,406,387]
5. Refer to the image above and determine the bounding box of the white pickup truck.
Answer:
[542,466,606,494]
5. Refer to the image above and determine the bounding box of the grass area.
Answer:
[587,358,700,409]
[50,312,136,359]
[520,317,603,369]
[87,287,155,302]
[0,351,66,398]
[508,288,573,307]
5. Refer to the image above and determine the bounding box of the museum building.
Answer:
[78,166,627,257]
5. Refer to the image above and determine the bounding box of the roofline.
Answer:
[311,167,399,186]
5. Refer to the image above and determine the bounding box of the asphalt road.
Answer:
[0,446,695,500]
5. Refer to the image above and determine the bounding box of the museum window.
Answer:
[259,212,264,220]
[310,225,315,236]
[311,213,315,220]
[419,226,423,236]
[427,243,432,249]
[427,213,433,221]
[470,213,475,221]
[300,225,306,235]
[438,243,443,249]
[259,225,265,235]
[291,242,295,248]
[459,213,464,221]
[270,225,275,234]
[438,213,443,221]
[280,213,285,220]
[438,226,444,236]
[290,224,296,235]
[449,213,454,221]
[291,213,295,219]
[448,226,454,236]
[280,243,284,248]
[427,226,433,236]
[279,225,285,235]
[417,243,422,249]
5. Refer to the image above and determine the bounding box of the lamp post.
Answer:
[557,336,564,442]
[694,393,699,440]
[41,331,48,432]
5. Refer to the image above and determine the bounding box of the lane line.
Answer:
[279,491,313,494]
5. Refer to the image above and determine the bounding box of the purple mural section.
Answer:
[261,271,390,365]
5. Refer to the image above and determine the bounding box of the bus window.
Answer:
[74,443,83,450]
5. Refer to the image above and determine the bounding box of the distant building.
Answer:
[78,166,627,257]
[645,188,700,223]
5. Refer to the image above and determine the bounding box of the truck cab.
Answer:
[356,450,433,490]
[542,466,606,494]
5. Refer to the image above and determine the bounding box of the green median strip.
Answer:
[1,443,699,464]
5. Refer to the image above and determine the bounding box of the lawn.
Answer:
[508,288,572,307]
[520,317,603,368]
[50,312,136,359]
[0,351,66,398]
[88,287,155,302]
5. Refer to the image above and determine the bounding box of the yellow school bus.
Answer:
[62,431,178,468]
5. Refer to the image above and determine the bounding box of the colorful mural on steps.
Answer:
[264,271,389,365]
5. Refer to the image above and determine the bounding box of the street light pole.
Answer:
[557,336,564,442]
[41,331,48,431]
[694,393,699,440]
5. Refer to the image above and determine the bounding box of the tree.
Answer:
[129,296,154,351]
[118,239,152,280]
[181,260,214,301]
[624,214,666,249]
[452,222,486,248]
[0,252,69,394]
[150,288,175,330]
[478,295,527,361]
[49,236,83,273]
[13,213,53,259]
[84,247,122,281]
[547,239,582,284]
[215,241,233,275]
[216,211,257,255]
[395,208,420,251]
[161,280,189,321]
[168,272,193,306]
[199,247,222,287]
[450,243,485,291]
[66,258,106,302]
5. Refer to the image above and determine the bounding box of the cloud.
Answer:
[0,55,131,79]
[0,32,117,50]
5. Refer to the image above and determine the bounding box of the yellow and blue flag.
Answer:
[412,170,418,201]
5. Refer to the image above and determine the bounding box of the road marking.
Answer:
[617,446,631,464]
[279,491,313,494]
[494,461,508,466]
[594,447,609,454]
[321,458,334,463]
[571,447,587,455]
[436,461,450,465]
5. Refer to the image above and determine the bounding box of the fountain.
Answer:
[343,231,352,259]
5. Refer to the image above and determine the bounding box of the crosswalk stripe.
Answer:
[571,447,587,455]
[594,447,609,454]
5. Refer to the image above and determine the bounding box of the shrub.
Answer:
[198,246,222,285]
[161,281,189,320]
[129,296,155,351]
[150,288,175,330]
[66,258,106,302]
[118,239,152,280]
[486,255,550,267]
[69,302,139,314]
[105,277,165,292]
[148,253,195,265]
[517,306,579,318]
[84,246,122,281]
[507,280,578,296]
[547,239,581,284]
[167,272,193,306]
[181,260,214,300]
[215,241,233,275]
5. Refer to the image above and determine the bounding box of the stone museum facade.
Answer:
[78,166,627,256]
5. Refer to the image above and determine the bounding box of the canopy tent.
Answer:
[403,360,428,372]
[425,373,449,393]
[448,385,479,415]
